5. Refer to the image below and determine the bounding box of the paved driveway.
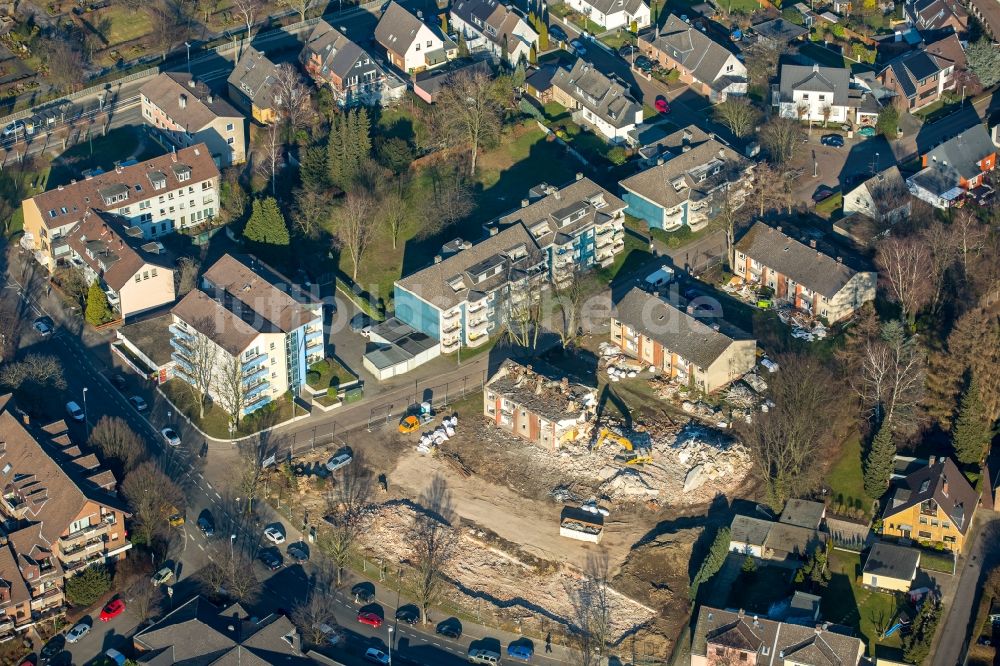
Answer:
[788,132,896,205]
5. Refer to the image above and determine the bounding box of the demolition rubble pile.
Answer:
[416,415,460,454]
[355,503,656,641]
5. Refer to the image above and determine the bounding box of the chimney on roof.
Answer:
[188,79,196,88]
[434,255,442,264]
[115,162,123,174]
[929,455,936,467]
[489,226,498,236]
[71,179,77,185]
[575,172,583,181]
[101,223,109,236]
[836,256,843,263]
[657,156,666,164]
[206,93,214,104]
[119,239,124,250]
[776,225,782,232]
[681,145,691,153]
[21,413,29,426]
[809,239,817,248]
[521,198,530,208]
[942,477,949,496]
[179,93,187,109]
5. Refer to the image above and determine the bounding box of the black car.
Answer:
[287,545,309,563]
[111,374,127,391]
[618,44,637,58]
[350,313,374,336]
[395,605,420,625]
[259,552,282,571]
[435,620,462,639]
[820,134,845,148]
[40,635,66,665]
[197,514,215,537]
[634,55,654,72]
[352,582,375,604]
[549,24,568,43]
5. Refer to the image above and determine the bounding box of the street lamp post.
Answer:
[82,387,89,439]
[230,534,236,559]
[185,42,192,72]
[387,626,394,666]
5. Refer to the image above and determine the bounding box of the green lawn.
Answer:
[101,6,153,45]
[815,191,843,218]
[728,565,794,614]
[825,433,875,520]
[307,357,356,392]
[917,548,955,574]
[160,378,296,439]
[823,550,904,657]
[600,30,636,50]
[595,230,649,282]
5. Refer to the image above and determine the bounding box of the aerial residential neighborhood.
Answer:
[0,0,998,662]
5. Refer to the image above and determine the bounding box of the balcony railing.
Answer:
[305,328,323,342]
[467,299,487,314]
[306,337,323,351]
[441,337,460,351]
[168,324,193,340]
[171,351,194,373]
[60,520,111,545]
[241,353,268,372]
[468,316,488,331]
[442,308,460,321]
[246,381,270,399]
[243,366,269,385]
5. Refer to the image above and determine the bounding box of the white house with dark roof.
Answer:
[611,287,756,393]
[733,222,876,323]
[301,20,405,107]
[548,59,643,144]
[843,165,911,224]
[620,138,752,231]
[638,15,746,101]
[775,63,853,124]
[450,0,538,64]
[375,1,457,74]
[564,0,650,30]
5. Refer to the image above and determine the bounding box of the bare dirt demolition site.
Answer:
[283,385,753,653]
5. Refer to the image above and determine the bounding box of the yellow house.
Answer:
[227,47,279,125]
[881,456,978,552]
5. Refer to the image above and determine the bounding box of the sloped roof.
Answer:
[140,72,242,130]
[845,165,908,217]
[451,0,537,50]
[227,47,280,108]
[376,1,433,54]
[862,541,920,580]
[778,63,851,106]
[751,17,808,42]
[485,359,596,424]
[620,138,747,211]
[909,0,968,31]
[396,224,543,311]
[576,0,647,19]
[691,607,779,657]
[170,289,262,356]
[640,14,741,85]
[497,176,625,247]
[880,50,950,99]
[885,456,978,534]
[613,287,748,369]
[550,59,642,130]
[924,123,995,180]
[202,254,319,334]
[65,210,174,291]
[776,623,865,665]
[734,222,866,299]
[303,20,384,80]
[27,145,219,231]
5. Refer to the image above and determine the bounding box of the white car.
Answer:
[66,622,90,643]
[65,401,85,422]
[264,526,286,545]
[161,427,181,447]
[364,648,390,665]
[326,452,353,472]
[760,358,779,373]
[151,567,174,585]
[2,120,23,137]
[129,395,148,411]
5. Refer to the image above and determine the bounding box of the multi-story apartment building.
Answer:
[394,224,547,354]
[691,607,864,666]
[450,0,538,65]
[139,72,247,167]
[733,222,876,323]
[881,456,978,552]
[0,394,131,634]
[494,175,626,283]
[484,360,597,450]
[169,254,324,416]
[64,210,176,319]
[21,145,220,271]
[611,287,756,393]
[620,138,752,231]
[301,21,406,107]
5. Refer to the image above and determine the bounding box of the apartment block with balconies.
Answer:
[0,395,131,634]
[168,254,323,415]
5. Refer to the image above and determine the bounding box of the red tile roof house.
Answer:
[906,124,997,208]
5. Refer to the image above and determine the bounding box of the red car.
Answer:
[357,611,383,628]
[99,598,126,622]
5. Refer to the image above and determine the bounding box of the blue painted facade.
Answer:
[394,285,441,339]
[623,191,669,230]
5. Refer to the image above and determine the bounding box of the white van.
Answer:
[468,649,501,664]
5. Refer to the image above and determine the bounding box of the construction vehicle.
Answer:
[398,402,434,434]
[593,428,653,465]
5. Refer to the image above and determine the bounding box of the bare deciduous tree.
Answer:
[950,209,987,277]
[502,265,544,349]
[273,63,314,132]
[232,0,260,50]
[291,183,330,239]
[331,192,378,282]
[183,317,219,419]
[379,183,412,250]
[121,461,185,548]
[216,355,247,431]
[436,70,505,176]
[89,416,146,472]
[236,437,270,514]
[408,476,458,624]
[416,165,473,238]
[255,120,283,195]
[176,257,200,296]
[759,117,805,165]
[43,37,86,93]
[852,320,925,431]
[318,452,373,585]
[127,579,160,622]
[875,235,933,323]
[736,354,845,510]
[283,0,317,22]
[714,96,759,138]
[569,552,613,666]
[553,267,586,348]
[293,585,341,645]
[148,0,193,59]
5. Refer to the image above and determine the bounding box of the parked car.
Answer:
[364,648,391,665]
[287,545,309,563]
[507,644,534,661]
[65,401,85,422]
[111,374,127,391]
[315,623,342,646]
[104,649,126,666]
[99,599,126,622]
[65,622,90,643]
[326,451,353,472]
[263,526,285,544]
[350,313,375,337]
[197,513,215,536]
[128,395,148,411]
[820,134,845,147]
[570,38,586,55]
[654,95,670,114]
[352,583,375,604]
[39,635,65,664]
[357,611,383,628]
[436,620,462,639]
[161,427,181,447]
[259,551,282,571]
[395,605,420,625]
[151,567,174,585]
[469,649,502,665]
[548,24,567,42]
[33,316,54,336]
[618,44,637,58]
[634,55,654,72]
[2,121,23,137]
[812,186,835,203]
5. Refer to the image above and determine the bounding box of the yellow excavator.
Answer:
[593,428,653,466]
